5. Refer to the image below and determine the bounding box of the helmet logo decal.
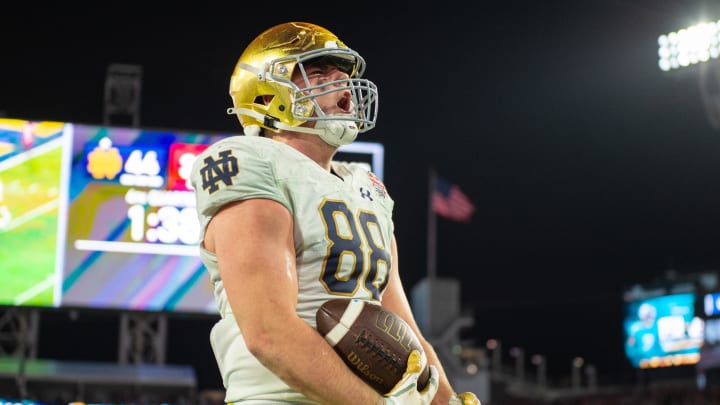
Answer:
[270,22,322,52]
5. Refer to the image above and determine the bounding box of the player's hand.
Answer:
[383,350,439,405]
[449,392,481,405]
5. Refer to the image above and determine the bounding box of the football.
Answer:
[315,298,430,394]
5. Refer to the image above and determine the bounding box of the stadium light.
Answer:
[658,20,720,71]
[509,346,525,383]
[657,17,720,130]
[485,339,501,372]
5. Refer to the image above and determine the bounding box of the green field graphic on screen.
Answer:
[0,119,68,307]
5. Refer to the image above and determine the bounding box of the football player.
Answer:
[191,21,479,405]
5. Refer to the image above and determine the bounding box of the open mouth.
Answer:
[336,91,353,114]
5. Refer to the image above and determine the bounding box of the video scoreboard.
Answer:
[0,118,385,314]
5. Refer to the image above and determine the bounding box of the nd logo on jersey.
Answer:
[200,149,239,193]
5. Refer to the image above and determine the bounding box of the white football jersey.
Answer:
[191,135,395,403]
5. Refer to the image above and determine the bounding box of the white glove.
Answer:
[449,392,481,405]
[383,350,439,405]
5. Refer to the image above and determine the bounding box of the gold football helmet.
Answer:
[227,22,378,146]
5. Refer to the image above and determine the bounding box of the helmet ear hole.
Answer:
[255,95,274,106]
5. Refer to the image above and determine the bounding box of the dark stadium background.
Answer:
[2,1,720,393]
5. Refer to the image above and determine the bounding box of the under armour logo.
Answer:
[360,187,373,201]
[200,149,239,193]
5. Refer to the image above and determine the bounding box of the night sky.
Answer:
[3,1,720,390]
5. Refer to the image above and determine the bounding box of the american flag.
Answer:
[432,175,475,223]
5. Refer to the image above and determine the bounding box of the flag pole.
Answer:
[427,167,437,280]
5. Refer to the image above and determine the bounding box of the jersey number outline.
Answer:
[319,200,391,300]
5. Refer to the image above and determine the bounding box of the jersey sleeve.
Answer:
[191,137,291,236]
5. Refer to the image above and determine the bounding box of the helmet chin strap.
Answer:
[228,107,359,147]
[282,119,358,147]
